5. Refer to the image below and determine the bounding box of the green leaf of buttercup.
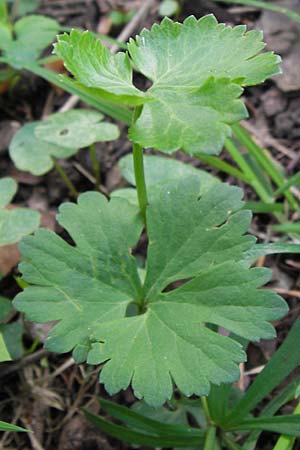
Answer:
[14,179,287,406]
[1,15,59,69]
[55,15,280,155]
[0,177,40,246]
[54,29,146,106]
[9,110,119,175]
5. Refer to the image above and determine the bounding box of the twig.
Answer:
[110,0,155,53]
[0,349,49,379]
[241,120,297,160]
[21,418,46,450]
[58,0,155,113]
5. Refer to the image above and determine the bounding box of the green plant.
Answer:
[12,15,300,447]
[84,319,300,449]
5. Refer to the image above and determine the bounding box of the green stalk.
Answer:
[201,396,212,424]
[273,402,300,450]
[89,144,101,190]
[52,158,78,198]
[132,107,148,223]
[203,426,217,450]
[196,153,250,183]
[221,433,243,450]
[211,0,300,21]
[224,139,272,203]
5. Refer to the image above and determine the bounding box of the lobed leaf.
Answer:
[54,29,146,106]
[14,179,287,406]
[55,15,280,155]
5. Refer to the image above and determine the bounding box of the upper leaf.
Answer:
[54,29,146,105]
[14,179,287,406]
[0,177,40,246]
[1,15,59,68]
[55,15,280,155]
[128,15,280,154]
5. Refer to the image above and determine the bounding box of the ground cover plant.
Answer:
[3,10,299,449]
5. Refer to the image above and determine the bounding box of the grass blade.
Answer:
[99,397,201,437]
[0,421,29,432]
[273,402,300,450]
[224,320,300,425]
[243,201,284,213]
[233,124,299,210]
[272,223,300,234]
[224,138,273,203]
[243,381,298,450]
[196,153,250,183]
[211,0,300,21]
[226,415,300,436]
[83,408,204,447]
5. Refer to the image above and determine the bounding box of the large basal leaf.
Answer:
[1,15,59,68]
[119,154,219,194]
[0,177,40,246]
[14,179,287,406]
[55,15,280,155]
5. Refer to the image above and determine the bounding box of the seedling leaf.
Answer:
[35,109,119,149]
[0,177,40,246]
[14,179,287,406]
[9,122,75,176]
[1,15,59,68]
[9,111,119,175]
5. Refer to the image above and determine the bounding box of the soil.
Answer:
[0,1,300,449]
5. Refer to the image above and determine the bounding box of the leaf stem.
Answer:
[52,158,78,198]
[203,426,217,450]
[201,396,212,424]
[89,144,101,191]
[132,106,148,223]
